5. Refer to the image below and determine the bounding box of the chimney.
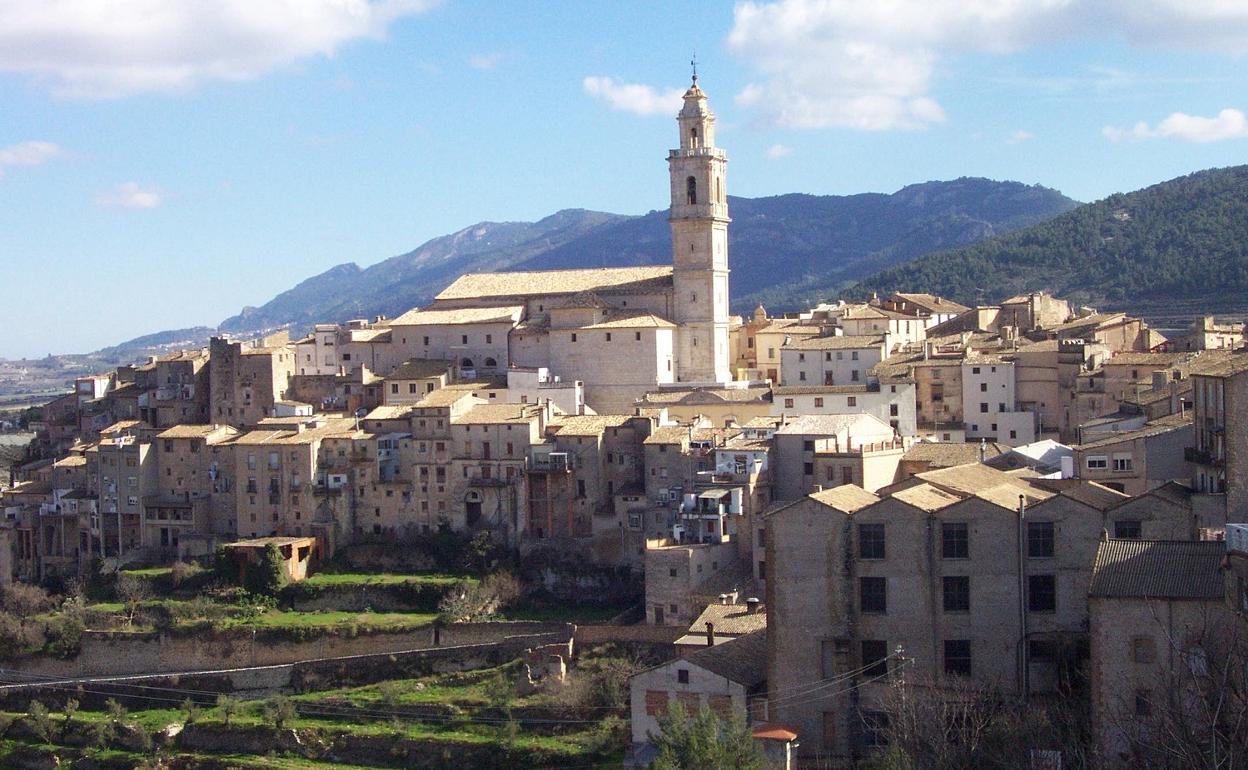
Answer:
[979,438,987,463]
[705,622,715,647]
[719,593,729,605]
[746,597,761,614]
[813,484,824,493]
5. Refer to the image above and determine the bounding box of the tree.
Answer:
[181,697,201,725]
[61,697,79,739]
[25,700,55,744]
[215,694,239,726]
[650,700,763,770]
[263,695,297,730]
[245,544,288,596]
[114,574,151,628]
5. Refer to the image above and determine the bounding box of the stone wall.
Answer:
[10,621,570,679]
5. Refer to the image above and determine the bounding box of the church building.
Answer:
[397,75,735,413]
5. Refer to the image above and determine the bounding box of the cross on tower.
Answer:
[690,54,698,84]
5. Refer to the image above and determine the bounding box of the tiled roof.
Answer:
[810,484,880,513]
[892,293,971,314]
[1090,539,1225,600]
[916,464,1053,506]
[387,359,454,380]
[413,387,485,408]
[685,630,767,688]
[774,413,893,436]
[902,441,1009,468]
[389,305,524,327]
[1028,479,1129,511]
[1076,412,1192,450]
[640,387,772,405]
[688,603,767,637]
[579,311,677,330]
[1189,352,1248,378]
[1105,352,1191,367]
[773,384,876,395]
[364,406,415,421]
[549,415,636,436]
[156,424,238,441]
[435,266,673,301]
[891,483,964,512]
[785,335,886,351]
[457,404,540,425]
[643,426,690,445]
[230,417,361,445]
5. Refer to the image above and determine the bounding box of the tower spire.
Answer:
[690,53,698,84]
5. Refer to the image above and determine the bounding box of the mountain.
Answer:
[851,166,1248,321]
[213,177,1076,338]
[219,208,627,333]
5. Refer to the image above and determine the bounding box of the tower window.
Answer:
[690,127,698,145]
[687,176,697,205]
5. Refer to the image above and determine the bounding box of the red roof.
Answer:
[752,723,799,742]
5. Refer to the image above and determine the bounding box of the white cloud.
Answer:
[0,0,439,99]
[582,76,684,117]
[0,141,62,176]
[96,182,162,209]
[1006,130,1035,144]
[727,0,1248,131]
[467,52,502,71]
[765,143,793,158]
[1104,108,1248,143]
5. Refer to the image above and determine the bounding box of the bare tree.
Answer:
[1108,604,1248,769]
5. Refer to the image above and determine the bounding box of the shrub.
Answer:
[1,583,52,616]
[215,694,239,726]
[263,696,297,730]
[0,611,41,660]
[437,571,521,623]
[25,700,55,743]
[114,574,152,628]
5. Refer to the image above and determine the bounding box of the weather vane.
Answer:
[691,53,698,84]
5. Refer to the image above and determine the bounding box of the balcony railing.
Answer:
[1185,447,1223,467]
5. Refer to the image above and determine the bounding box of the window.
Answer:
[861,640,888,677]
[784,398,794,409]
[851,351,859,361]
[423,336,430,346]
[461,335,468,345]
[942,522,968,558]
[1028,574,1056,612]
[636,332,642,341]
[571,333,577,342]
[889,404,898,416]
[1086,455,1108,470]
[980,402,989,413]
[645,690,668,716]
[1028,521,1054,558]
[821,638,851,678]
[686,175,697,204]
[799,371,807,381]
[814,397,824,408]
[485,334,492,344]
[677,668,689,684]
[847,396,857,407]
[1132,635,1156,664]
[944,640,972,676]
[861,710,890,748]
[1114,520,1142,539]
[1113,454,1134,472]
[943,576,970,612]
[860,577,886,613]
[606,333,612,342]
[859,523,885,559]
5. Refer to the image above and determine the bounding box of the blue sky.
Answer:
[3,0,1247,359]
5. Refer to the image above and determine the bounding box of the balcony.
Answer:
[528,451,574,473]
[1185,447,1223,467]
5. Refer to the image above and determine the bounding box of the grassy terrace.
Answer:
[0,661,627,768]
[74,598,436,634]
[300,572,468,587]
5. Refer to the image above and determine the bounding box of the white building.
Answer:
[778,335,887,388]
[961,358,1037,446]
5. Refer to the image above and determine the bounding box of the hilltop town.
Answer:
[3,78,1247,770]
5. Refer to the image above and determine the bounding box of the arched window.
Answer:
[461,358,474,368]
[686,176,697,205]
[690,127,698,144]
[484,357,497,368]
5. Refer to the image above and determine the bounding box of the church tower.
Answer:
[669,73,732,384]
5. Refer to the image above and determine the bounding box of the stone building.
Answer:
[764,466,1138,762]
[772,382,917,438]
[771,414,900,501]
[146,423,239,553]
[1073,412,1192,495]
[1188,353,1248,521]
[209,335,297,427]
[1088,538,1232,765]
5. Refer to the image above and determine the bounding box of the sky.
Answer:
[3,0,1248,359]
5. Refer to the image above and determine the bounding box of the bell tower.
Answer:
[669,71,731,383]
